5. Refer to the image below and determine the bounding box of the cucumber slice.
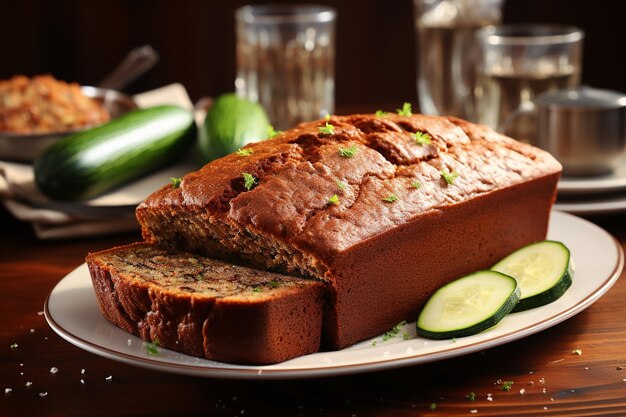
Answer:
[491,240,573,312]
[417,271,520,340]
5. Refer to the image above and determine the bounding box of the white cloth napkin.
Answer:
[0,83,197,239]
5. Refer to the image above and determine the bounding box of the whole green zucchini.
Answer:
[199,93,270,163]
[34,105,196,201]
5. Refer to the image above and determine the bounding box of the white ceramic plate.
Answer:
[554,194,626,216]
[45,211,623,380]
[558,160,626,196]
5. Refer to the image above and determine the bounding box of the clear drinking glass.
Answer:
[235,5,336,131]
[414,0,504,120]
[475,25,584,143]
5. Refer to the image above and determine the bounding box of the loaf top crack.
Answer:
[137,113,561,265]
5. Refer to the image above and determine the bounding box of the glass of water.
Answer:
[475,25,584,143]
[235,5,336,131]
[414,0,504,121]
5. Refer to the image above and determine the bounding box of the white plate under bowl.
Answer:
[45,211,623,380]
[554,194,626,216]
[558,159,626,196]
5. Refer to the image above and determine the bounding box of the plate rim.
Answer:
[558,178,626,195]
[558,165,626,196]
[553,197,626,215]
[44,212,624,380]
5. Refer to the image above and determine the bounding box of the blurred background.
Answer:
[1,0,623,108]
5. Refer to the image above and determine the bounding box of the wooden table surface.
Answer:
[2,205,626,417]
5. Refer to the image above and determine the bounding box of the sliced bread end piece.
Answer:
[86,243,325,365]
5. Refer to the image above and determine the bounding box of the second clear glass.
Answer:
[475,25,584,143]
[414,0,504,121]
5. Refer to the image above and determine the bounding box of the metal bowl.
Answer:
[0,86,138,162]
[536,87,626,176]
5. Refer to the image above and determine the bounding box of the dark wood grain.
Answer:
[1,204,626,417]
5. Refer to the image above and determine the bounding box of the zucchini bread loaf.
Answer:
[136,113,562,350]
[87,243,325,364]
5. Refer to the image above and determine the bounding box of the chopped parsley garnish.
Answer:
[382,320,406,340]
[269,280,281,289]
[267,125,281,138]
[501,381,514,391]
[328,194,340,205]
[382,195,398,203]
[396,102,412,116]
[440,169,459,185]
[410,181,422,189]
[413,131,431,146]
[375,110,390,117]
[170,177,182,189]
[319,122,335,135]
[242,172,257,191]
[252,286,262,293]
[336,180,346,191]
[466,392,476,401]
[402,332,410,340]
[429,403,437,411]
[572,348,582,355]
[338,145,357,158]
[236,148,254,157]
[146,340,160,355]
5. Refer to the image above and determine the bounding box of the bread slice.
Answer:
[86,243,325,365]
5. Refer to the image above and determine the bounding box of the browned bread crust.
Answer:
[137,113,562,349]
[86,243,325,365]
